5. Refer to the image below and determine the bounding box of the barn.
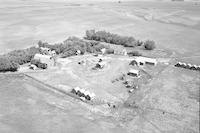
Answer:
[34,54,55,67]
[135,56,157,66]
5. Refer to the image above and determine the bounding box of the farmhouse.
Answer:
[34,54,55,67]
[134,56,157,66]
[127,69,140,77]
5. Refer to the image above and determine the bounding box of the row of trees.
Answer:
[0,56,19,72]
[38,36,110,57]
[85,30,156,50]
[0,47,40,72]
[85,30,141,47]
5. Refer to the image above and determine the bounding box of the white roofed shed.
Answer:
[135,56,157,66]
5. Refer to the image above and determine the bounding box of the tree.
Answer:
[0,56,19,72]
[144,40,156,50]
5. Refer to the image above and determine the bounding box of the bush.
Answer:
[85,30,137,47]
[31,59,47,69]
[128,51,142,56]
[0,56,19,72]
[144,40,156,50]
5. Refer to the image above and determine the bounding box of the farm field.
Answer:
[0,0,200,133]
[0,0,200,58]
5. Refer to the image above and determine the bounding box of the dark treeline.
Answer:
[85,30,156,50]
[0,47,40,72]
[85,30,143,47]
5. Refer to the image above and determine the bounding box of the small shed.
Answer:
[96,62,106,69]
[127,69,140,77]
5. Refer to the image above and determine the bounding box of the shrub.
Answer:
[144,40,156,50]
[128,51,142,56]
[0,56,19,72]
[135,40,143,46]
[124,41,137,47]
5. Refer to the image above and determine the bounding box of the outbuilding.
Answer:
[95,62,106,69]
[127,69,140,77]
[135,56,157,66]
[34,54,55,67]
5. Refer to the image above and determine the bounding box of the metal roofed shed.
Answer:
[95,62,106,69]
[34,54,55,67]
[127,69,140,77]
[135,56,157,66]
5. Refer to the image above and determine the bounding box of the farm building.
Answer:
[127,69,140,77]
[71,87,95,101]
[34,54,55,67]
[95,62,106,69]
[175,62,200,71]
[134,56,157,66]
